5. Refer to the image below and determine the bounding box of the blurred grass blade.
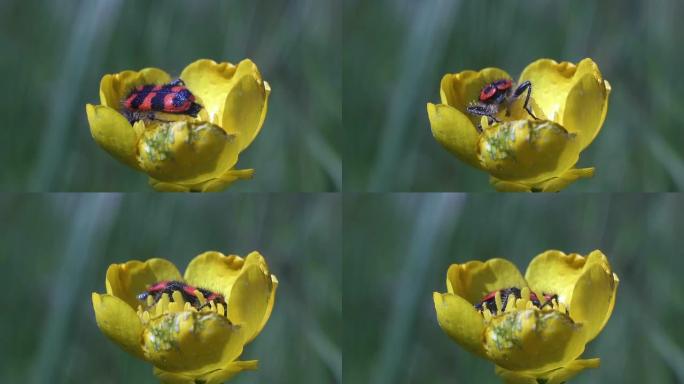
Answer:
[646,133,684,190]
[29,0,122,191]
[369,0,460,191]
[370,194,465,384]
[30,195,121,384]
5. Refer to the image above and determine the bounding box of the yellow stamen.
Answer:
[504,295,516,313]
[483,309,493,321]
[217,303,225,316]
[494,291,503,313]
[146,295,154,307]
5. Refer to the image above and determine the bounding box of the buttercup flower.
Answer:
[433,250,618,383]
[86,59,270,192]
[92,251,278,383]
[428,58,610,192]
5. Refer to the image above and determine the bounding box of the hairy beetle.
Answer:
[474,287,558,314]
[122,79,202,123]
[137,280,225,310]
[466,79,539,132]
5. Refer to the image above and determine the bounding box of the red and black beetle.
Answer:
[466,78,539,132]
[474,287,558,314]
[137,280,225,310]
[122,79,202,123]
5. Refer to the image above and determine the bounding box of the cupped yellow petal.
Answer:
[154,360,258,384]
[478,120,581,184]
[428,103,481,169]
[92,293,145,359]
[433,292,486,357]
[136,121,241,184]
[494,366,537,384]
[227,252,277,344]
[221,70,269,151]
[180,59,266,130]
[105,258,182,308]
[518,58,603,122]
[447,258,527,304]
[86,104,144,170]
[562,72,610,150]
[483,309,586,372]
[439,67,511,126]
[184,251,246,299]
[99,68,172,110]
[525,250,614,308]
[569,261,619,342]
[141,311,244,374]
[489,167,595,192]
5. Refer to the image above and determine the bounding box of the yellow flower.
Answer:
[86,59,270,192]
[428,58,610,192]
[92,251,278,384]
[433,250,618,383]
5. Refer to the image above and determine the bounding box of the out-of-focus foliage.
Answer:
[344,194,684,383]
[344,0,684,191]
[0,194,341,383]
[0,0,341,191]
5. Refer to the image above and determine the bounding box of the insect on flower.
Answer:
[122,79,203,123]
[466,79,540,132]
[474,287,558,314]
[137,280,226,311]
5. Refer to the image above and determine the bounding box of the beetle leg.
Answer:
[467,103,500,132]
[513,80,540,120]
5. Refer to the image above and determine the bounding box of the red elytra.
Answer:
[478,79,513,102]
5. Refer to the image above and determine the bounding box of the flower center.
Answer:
[475,287,562,316]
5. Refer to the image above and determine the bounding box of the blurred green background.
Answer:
[0,194,341,383]
[344,194,684,383]
[344,0,684,191]
[0,0,341,192]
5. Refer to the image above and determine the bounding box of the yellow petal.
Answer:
[154,360,258,384]
[447,258,527,304]
[494,366,537,384]
[99,68,172,110]
[569,261,619,342]
[538,167,595,192]
[562,73,610,150]
[518,58,604,122]
[495,358,600,384]
[136,121,241,184]
[489,167,595,192]
[478,120,581,184]
[427,103,481,169]
[199,168,255,192]
[148,168,255,192]
[439,67,511,127]
[524,250,616,317]
[184,251,246,298]
[221,70,269,151]
[180,59,266,130]
[433,292,486,357]
[227,252,277,344]
[141,311,244,374]
[91,293,145,359]
[86,104,143,170]
[546,358,600,384]
[105,258,182,309]
[483,309,586,372]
